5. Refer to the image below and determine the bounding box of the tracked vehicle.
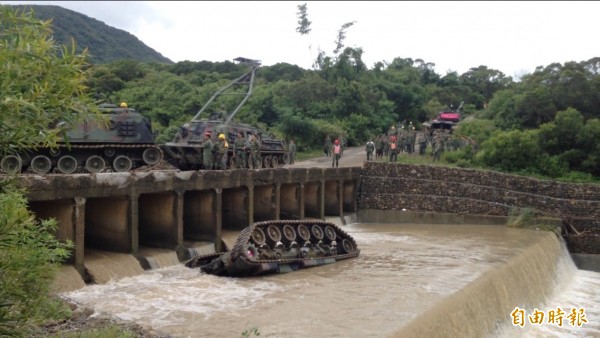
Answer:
[163,57,288,170]
[185,220,360,277]
[0,103,162,174]
[423,101,464,135]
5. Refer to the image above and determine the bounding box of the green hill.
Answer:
[7,4,173,64]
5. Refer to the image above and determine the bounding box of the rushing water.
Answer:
[62,223,599,338]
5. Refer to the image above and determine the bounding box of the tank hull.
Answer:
[185,220,360,277]
[163,120,288,170]
[0,104,162,174]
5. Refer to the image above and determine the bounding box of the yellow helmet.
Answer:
[218,133,225,140]
[120,102,128,108]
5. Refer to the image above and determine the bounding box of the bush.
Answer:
[0,180,73,336]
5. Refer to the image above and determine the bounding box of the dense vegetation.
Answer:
[0,6,94,336]
[88,54,600,181]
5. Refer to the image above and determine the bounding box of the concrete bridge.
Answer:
[18,167,361,276]
[13,161,600,285]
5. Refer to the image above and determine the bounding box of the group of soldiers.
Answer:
[200,130,263,170]
[365,122,478,162]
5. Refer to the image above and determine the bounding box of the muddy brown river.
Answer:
[62,223,600,337]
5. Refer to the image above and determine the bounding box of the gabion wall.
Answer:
[358,162,600,229]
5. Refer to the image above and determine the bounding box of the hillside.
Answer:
[7,4,173,64]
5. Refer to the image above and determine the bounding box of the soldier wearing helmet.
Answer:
[216,133,228,169]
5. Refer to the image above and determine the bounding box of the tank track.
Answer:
[186,219,360,277]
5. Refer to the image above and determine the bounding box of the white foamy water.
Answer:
[63,223,599,337]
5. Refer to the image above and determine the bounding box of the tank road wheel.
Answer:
[263,156,271,168]
[339,238,357,254]
[31,155,52,174]
[255,156,262,169]
[104,148,116,157]
[142,147,162,165]
[324,225,337,243]
[1,155,22,174]
[56,155,78,174]
[281,224,296,244]
[311,224,324,243]
[271,156,279,168]
[113,155,133,172]
[251,227,267,246]
[297,224,311,242]
[266,224,282,245]
[85,155,106,173]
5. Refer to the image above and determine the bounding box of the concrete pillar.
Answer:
[274,183,281,220]
[319,180,325,219]
[215,188,223,252]
[248,185,254,226]
[175,190,184,253]
[299,183,305,220]
[73,197,86,275]
[338,180,345,221]
[129,194,139,254]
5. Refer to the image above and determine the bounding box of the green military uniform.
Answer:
[324,136,332,157]
[288,141,297,164]
[202,136,213,170]
[234,133,246,169]
[366,141,375,161]
[250,135,261,169]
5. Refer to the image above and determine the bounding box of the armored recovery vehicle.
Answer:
[0,103,162,174]
[185,220,360,277]
[162,57,288,170]
[423,101,464,135]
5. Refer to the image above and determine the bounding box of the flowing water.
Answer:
[62,223,600,337]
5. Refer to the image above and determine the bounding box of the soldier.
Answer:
[366,139,375,161]
[215,133,228,170]
[250,133,261,169]
[389,135,398,162]
[398,128,407,154]
[288,139,297,165]
[233,131,246,169]
[406,123,415,154]
[332,139,342,167]
[339,134,346,155]
[324,135,332,157]
[417,132,428,157]
[432,131,445,162]
[201,132,213,170]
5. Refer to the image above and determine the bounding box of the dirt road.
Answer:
[283,146,368,168]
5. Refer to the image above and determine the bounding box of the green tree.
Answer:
[476,129,541,173]
[0,6,97,153]
[0,6,87,335]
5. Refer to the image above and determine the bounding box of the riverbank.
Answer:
[32,298,170,338]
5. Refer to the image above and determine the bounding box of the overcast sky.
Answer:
[4,1,600,78]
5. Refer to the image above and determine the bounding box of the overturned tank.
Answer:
[185,220,360,277]
[162,57,288,170]
[0,103,162,174]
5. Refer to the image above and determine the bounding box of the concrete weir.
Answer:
[20,167,360,287]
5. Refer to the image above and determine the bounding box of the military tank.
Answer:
[162,57,288,170]
[0,103,163,174]
[185,220,360,277]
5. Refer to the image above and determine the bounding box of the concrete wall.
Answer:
[18,167,360,275]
